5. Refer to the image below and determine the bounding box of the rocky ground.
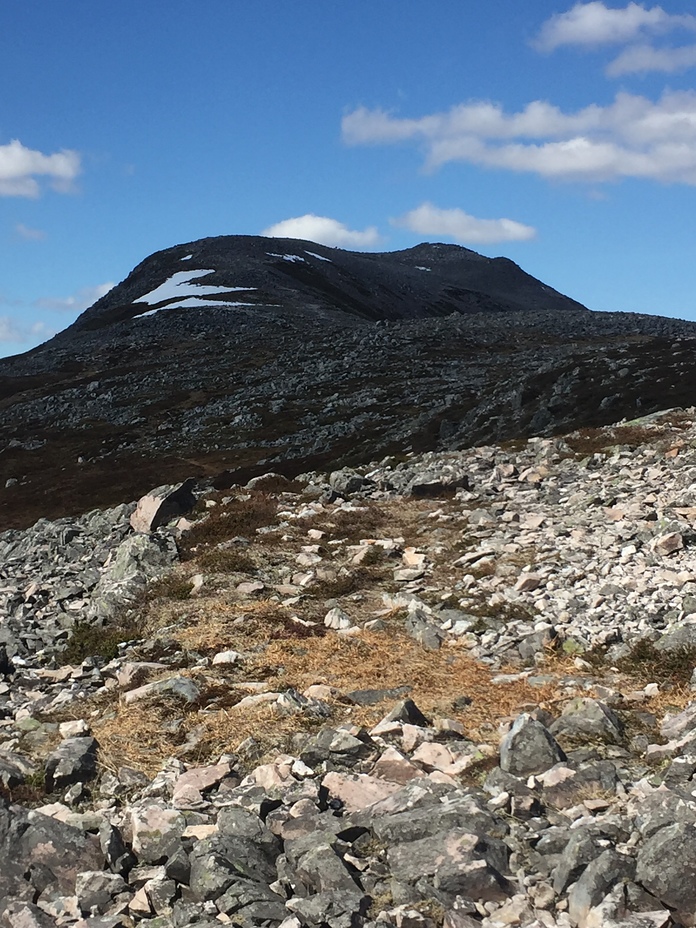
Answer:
[4,409,696,927]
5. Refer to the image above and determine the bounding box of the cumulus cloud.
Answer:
[15,222,46,241]
[0,139,81,198]
[391,203,536,244]
[34,282,114,312]
[261,214,381,248]
[342,90,696,184]
[534,2,696,52]
[607,40,696,73]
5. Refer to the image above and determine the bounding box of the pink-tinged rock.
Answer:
[411,742,455,773]
[233,691,280,710]
[372,747,424,785]
[171,784,206,810]
[236,580,265,595]
[116,661,167,690]
[652,532,684,556]
[173,761,231,798]
[402,548,426,569]
[129,885,152,918]
[321,771,402,812]
[181,823,218,840]
[122,675,200,705]
[130,480,196,534]
[401,723,432,753]
[661,701,696,741]
[244,760,294,790]
[369,718,403,738]
[514,574,542,592]
[434,718,466,737]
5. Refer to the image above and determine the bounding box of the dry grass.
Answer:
[67,486,696,782]
[91,611,562,777]
[179,491,279,559]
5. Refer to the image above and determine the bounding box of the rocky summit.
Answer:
[3,235,696,531]
[4,409,696,927]
[5,237,696,928]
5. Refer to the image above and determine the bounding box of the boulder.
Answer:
[500,714,566,776]
[130,480,197,534]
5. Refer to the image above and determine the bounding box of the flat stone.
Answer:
[321,771,402,812]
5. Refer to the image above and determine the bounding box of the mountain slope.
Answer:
[1,235,696,530]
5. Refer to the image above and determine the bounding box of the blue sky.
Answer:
[2,1,696,357]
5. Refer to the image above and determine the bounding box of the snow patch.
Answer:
[305,251,331,262]
[134,269,257,306]
[415,266,432,272]
[267,252,306,263]
[180,254,193,261]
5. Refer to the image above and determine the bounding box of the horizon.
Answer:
[2,1,696,357]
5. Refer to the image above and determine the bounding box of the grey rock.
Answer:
[189,834,277,902]
[539,759,620,810]
[0,902,56,928]
[382,699,430,727]
[75,870,129,915]
[636,821,696,911]
[404,608,444,651]
[131,805,186,864]
[0,751,36,788]
[328,469,369,497]
[552,827,604,895]
[215,878,286,921]
[549,697,624,745]
[500,714,566,776]
[567,850,635,926]
[286,890,369,928]
[44,736,98,791]
[387,829,512,902]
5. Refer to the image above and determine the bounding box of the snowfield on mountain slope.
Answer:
[133,268,257,308]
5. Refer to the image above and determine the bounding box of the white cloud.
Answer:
[0,316,56,346]
[391,203,536,244]
[15,222,46,241]
[0,316,23,343]
[607,40,696,73]
[34,282,114,312]
[534,2,696,52]
[261,214,381,248]
[0,139,81,198]
[342,90,696,184]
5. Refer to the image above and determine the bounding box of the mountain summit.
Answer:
[71,235,587,333]
[2,234,696,530]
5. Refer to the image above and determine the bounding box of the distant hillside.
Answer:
[2,234,696,530]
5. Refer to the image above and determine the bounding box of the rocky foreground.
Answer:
[4,410,696,927]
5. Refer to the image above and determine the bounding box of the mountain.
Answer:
[2,234,696,530]
[71,236,588,331]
